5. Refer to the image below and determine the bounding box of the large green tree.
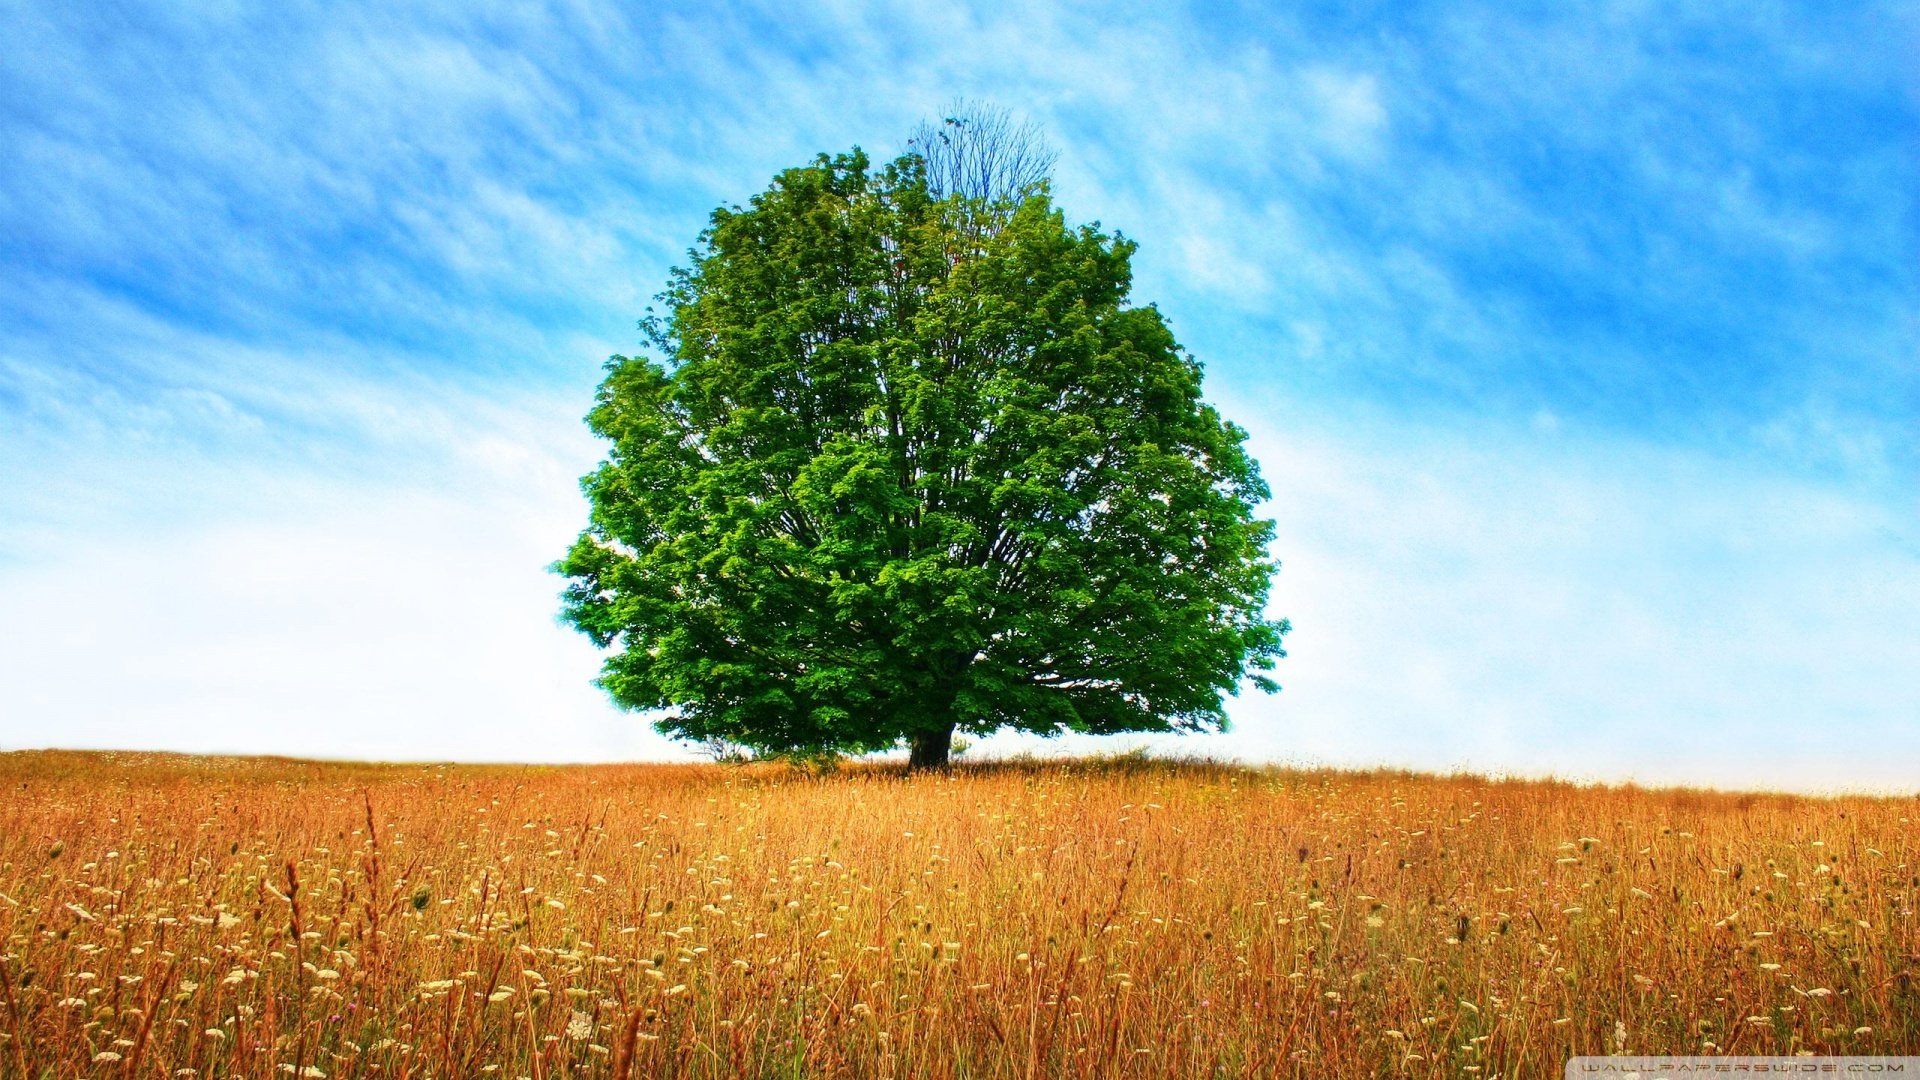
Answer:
[556,145,1286,769]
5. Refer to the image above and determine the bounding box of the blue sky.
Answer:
[2,1,1915,789]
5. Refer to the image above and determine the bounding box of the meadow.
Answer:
[0,750,1913,1078]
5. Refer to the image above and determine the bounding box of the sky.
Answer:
[1,0,1915,791]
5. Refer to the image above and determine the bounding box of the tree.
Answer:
[906,100,1057,208]
[555,140,1288,770]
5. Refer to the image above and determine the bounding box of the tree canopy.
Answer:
[555,143,1287,768]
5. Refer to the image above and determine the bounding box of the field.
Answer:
[0,751,1914,1078]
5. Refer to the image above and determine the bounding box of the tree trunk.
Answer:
[907,723,956,772]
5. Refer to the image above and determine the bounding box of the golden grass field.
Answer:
[0,751,1914,1078]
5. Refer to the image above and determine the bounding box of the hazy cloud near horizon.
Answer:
[2,1,1915,791]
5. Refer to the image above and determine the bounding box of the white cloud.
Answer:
[1300,67,1388,161]
[1177,232,1269,300]
[0,429,693,763]
[979,406,1920,793]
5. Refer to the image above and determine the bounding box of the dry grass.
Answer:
[0,750,1914,1078]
